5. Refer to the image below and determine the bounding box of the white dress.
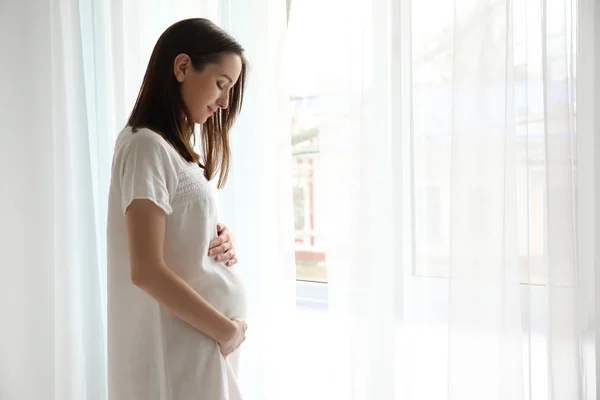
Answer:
[107,127,247,400]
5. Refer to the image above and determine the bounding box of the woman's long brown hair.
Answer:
[128,18,247,188]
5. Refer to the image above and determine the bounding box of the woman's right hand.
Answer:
[218,318,247,357]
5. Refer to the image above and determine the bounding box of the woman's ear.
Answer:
[173,53,191,83]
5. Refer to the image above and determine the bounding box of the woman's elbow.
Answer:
[130,261,162,288]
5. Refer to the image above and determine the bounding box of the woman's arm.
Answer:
[125,198,242,345]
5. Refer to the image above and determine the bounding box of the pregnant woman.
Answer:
[106,18,249,400]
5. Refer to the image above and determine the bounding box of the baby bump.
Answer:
[188,264,248,320]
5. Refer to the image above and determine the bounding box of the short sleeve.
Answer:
[118,131,180,215]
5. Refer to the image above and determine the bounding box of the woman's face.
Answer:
[174,52,243,124]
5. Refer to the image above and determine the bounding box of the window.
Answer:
[411,0,577,285]
[287,0,576,286]
[287,10,327,282]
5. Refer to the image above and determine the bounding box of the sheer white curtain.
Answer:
[1,1,108,398]
[307,0,596,399]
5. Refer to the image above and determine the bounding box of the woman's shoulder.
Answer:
[115,126,182,161]
[112,127,186,177]
[116,126,169,149]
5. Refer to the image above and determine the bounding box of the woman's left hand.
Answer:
[208,223,238,267]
